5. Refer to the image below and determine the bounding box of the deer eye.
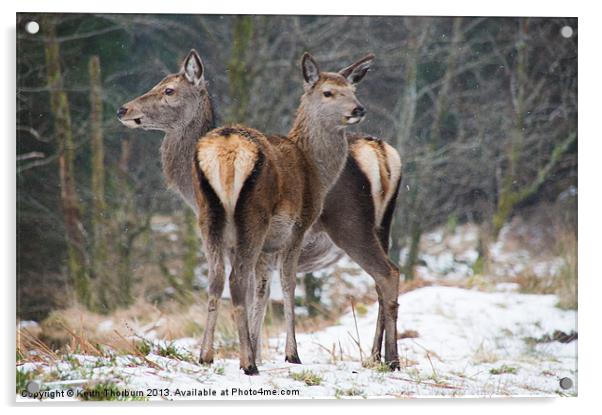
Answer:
[323,91,333,98]
[164,88,175,96]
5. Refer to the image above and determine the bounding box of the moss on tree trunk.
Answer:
[43,17,90,307]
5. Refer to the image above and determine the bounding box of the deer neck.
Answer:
[289,105,349,198]
[160,93,214,211]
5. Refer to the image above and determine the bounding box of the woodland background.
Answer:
[16,14,577,321]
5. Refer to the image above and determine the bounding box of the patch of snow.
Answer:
[17,286,577,400]
[150,221,179,234]
[18,320,39,330]
[494,282,520,292]
[98,320,114,333]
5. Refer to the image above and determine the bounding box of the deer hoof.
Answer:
[387,359,400,371]
[285,354,302,364]
[199,353,213,366]
[243,364,259,376]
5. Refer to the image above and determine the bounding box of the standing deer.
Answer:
[118,49,401,372]
[191,52,374,374]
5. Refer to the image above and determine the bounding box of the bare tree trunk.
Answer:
[493,18,528,239]
[227,15,254,124]
[43,17,90,307]
[88,55,109,310]
[403,222,422,280]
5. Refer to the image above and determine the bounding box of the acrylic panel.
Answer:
[16,13,578,401]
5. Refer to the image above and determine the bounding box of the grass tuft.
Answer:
[362,360,392,373]
[489,364,518,375]
[335,386,364,398]
[135,339,152,356]
[156,342,191,361]
[290,370,323,386]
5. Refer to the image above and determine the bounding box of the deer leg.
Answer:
[229,255,259,375]
[323,223,400,370]
[249,254,272,363]
[199,246,225,365]
[280,240,303,364]
[380,271,400,370]
[371,285,385,362]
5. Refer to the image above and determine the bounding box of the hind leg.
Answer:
[280,237,303,364]
[229,254,259,375]
[380,271,400,370]
[249,254,272,362]
[323,222,400,369]
[199,245,225,365]
[230,209,270,375]
[371,286,385,362]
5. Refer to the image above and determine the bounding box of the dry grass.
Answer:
[554,230,577,310]
[17,290,298,366]
[17,297,246,363]
[513,228,577,310]
[472,342,499,365]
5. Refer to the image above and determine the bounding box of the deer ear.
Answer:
[301,52,320,87]
[339,53,375,84]
[182,49,204,85]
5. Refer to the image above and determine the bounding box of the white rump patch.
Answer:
[354,142,402,226]
[196,142,257,215]
[381,143,402,224]
[354,145,385,223]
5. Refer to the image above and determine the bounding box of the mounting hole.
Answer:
[26,380,41,394]
[560,26,573,38]
[559,377,573,390]
[25,21,40,35]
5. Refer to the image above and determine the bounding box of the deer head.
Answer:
[117,49,208,132]
[299,52,374,128]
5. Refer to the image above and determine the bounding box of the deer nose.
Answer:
[352,106,366,118]
[117,107,128,119]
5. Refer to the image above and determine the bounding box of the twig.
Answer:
[312,341,338,363]
[112,330,163,370]
[388,375,463,390]
[262,367,292,373]
[349,299,364,362]
[425,351,438,380]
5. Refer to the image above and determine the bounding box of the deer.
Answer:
[118,49,401,372]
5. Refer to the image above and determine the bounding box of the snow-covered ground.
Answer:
[17,285,576,400]
[17,220,577,400]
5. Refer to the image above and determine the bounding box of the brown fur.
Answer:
[193,53,374,374]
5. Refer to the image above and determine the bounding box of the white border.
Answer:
[3,1,598,414]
